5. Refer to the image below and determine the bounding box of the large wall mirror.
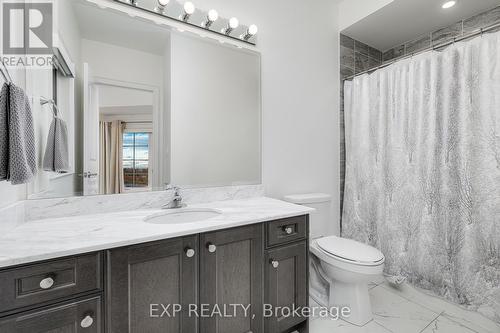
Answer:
[26,0,261,199]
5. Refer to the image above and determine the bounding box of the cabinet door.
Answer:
[265,241,308,333]
[200,224,264,333]
[0,296,102,333]
[107,235,198,333]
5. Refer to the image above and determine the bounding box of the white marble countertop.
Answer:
[0,197,313,269]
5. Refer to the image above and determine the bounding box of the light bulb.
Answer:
[248,24,258,36]
[241,24,258,41]
[208,9,218,22]
[184,2,195,15]
[229,17,239,29]
[202,9,219,29]
[442,1,456,9]
[155,0,169,13]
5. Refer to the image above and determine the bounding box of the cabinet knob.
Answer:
[270,259,279,268]
[185,248,195,258]
[39,276,55,289]
[207,243,217,253]
[284,226,293,235]
[80,315,94,328]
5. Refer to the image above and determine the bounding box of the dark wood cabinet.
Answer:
[0,215,309,333]
[265,241,308,333]
[200,224,264,333]
[106,235,199,333]
[0,296,102,333]
[0,253,102,314]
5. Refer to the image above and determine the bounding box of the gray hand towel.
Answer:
[7,84,36,185]
[0,83,9,181]
[43,117,69,173]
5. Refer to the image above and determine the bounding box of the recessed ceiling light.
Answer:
[442,1,457,9]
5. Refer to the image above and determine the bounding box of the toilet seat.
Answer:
[316,236,384,266]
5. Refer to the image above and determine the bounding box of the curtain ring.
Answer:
[480,28,484,37]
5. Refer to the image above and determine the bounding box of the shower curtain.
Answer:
[343,31,500,321]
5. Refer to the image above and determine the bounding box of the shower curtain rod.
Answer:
[344,20,500,81]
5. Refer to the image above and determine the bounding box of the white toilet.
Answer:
[284,193,385,326]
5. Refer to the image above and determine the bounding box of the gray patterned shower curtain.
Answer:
[342,31,500,322]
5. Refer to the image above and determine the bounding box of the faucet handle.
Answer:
[165,184,180,192]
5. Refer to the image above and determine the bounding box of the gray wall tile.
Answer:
[341,46,355,70]
[354,40,371,56]
[369,47,383,62]
[406,34,431,54]
[463,6,500,34]
[383,44,404,62]
[432,21,462,46]
[340,34,355,49]
[341,65,354,79]
[355,52,371,74]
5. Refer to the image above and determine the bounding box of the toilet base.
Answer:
[329,280,372,326]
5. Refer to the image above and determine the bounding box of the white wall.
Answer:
[197,0,341,235]
[339,0,394,31]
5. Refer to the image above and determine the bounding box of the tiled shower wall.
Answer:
[338,5,500,229]
[383,5,500,62]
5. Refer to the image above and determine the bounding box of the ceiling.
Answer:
[98,85,153,108]
[341,0,500,51]
[72,0,171,55]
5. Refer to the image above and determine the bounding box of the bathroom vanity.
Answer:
[0,197,311,333]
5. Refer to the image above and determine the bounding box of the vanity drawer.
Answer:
[266,215,308,248]
[0,296,102,332]
[0,253,102,314]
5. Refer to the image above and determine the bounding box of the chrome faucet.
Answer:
[163,185,185,209]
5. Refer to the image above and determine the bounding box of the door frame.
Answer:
[86,76,163,192]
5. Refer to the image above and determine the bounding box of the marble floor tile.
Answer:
[379,282,500,333]
[309,317,391,333]
[421,315,477,333]
[370,285,439,333]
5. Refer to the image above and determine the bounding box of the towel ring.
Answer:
[40,97,61,118]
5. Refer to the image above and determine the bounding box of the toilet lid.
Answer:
[316,236,384,265]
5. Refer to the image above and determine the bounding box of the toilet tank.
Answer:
[283,193,332,240]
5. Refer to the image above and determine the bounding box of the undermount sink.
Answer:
[144,208,222,225]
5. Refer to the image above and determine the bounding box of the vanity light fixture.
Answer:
[181,1,195,22]
[223,17,239,35]
[202,9,218,29]
[442,0,456,9]
[155,0,169,14]
[112,0,257,46]
[241,24,258,41]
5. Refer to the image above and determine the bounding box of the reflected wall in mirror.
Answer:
[26,0,261,199]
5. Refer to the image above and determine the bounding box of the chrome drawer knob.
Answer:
[207,243,217,253]
[80,315,94,328]
[271,260,279,269]
[284,227,293,235]
[39,277,55,289]
[185,248,195,258]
